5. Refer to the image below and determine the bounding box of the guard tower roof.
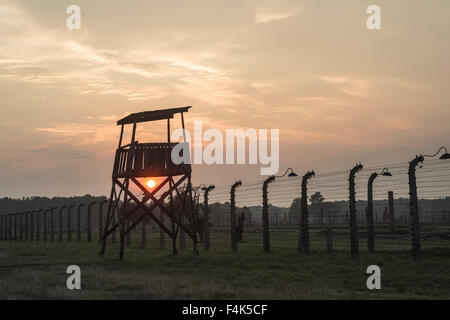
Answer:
[117,106,191,125]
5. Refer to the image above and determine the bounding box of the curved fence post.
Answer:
[203,185,215,251]
[111,214,117,244]
[349,163,363,258]
[408,155,424,260]
[262,176,275,253]
[24,211,29,241]
[59,206,66,242]
[77,203,85,242]
[87,201,96,243]
[179,217,185,250]
[50,207,56,242]
[141,220,147,248]
[30,210,35,242]
[13,214,17,241]
[67,204,75,242]
[19,212,24,242]
[298,170,315,255]
[367,173,377,252]
[36,209,43,241]
[4,215,8,241]
[99,200,108,243]
[230,180,242,252]
[11,214,14,241]
[43,209,49,242]
[159,209,165,248]
[0,215,3,241]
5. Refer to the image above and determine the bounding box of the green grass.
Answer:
[0,225,449,299]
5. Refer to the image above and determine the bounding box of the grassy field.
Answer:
[0,225,449,300]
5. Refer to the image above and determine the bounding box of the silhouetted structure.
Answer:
[237,212,245,242]
[349,163,363,258]
[298,170,315,255]
[100,106,197,259]
[230,181,242,251]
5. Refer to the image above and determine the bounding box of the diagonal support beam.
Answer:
[102,179,174,239]
[130,176,195,238]
[101,178,171,238]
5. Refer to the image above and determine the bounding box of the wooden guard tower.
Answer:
[100,106,198,259]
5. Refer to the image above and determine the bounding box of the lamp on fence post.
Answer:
[36,209,43,242]
[59,206,66,242]
[349,163,363,258]
[409,146,450,260]
[263,168,297,253]
[230,180,242,252]
[298,170,315,255]
[87,201,96,243]
[77,203,85,242]
[202,185,215,251]
[367,168,392,252]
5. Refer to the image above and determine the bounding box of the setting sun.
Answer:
[146,179,156,188]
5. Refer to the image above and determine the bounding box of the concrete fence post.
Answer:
[87,201,96,243]
[203,185,215,251]
[349,163,363,258]
[230,180,242,252]
[298,170,315,255]
[262,176,275,253]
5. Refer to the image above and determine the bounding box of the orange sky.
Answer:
[0,0,449,197]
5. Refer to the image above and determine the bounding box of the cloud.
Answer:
[0,1,234,104]
[254,6,302,24]
[35,123,117,145]
[319,75,370,97]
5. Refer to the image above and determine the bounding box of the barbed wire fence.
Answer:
[1,158,450,259]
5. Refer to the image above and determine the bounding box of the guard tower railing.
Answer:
[113,142,191,178]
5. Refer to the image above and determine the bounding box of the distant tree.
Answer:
[310,192,324,205]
